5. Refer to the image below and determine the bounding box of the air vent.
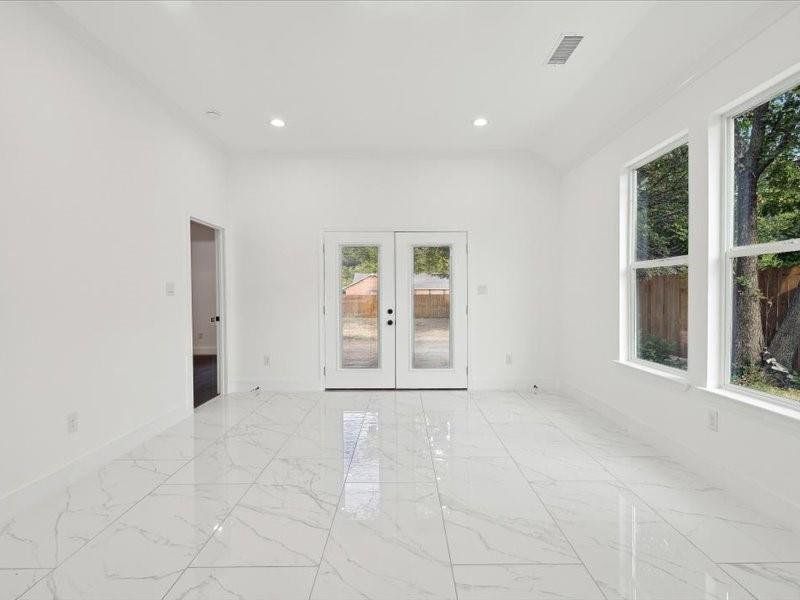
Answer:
[547,35,583,65]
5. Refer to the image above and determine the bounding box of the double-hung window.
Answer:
[724,81,800,405]
[627,141,689,373]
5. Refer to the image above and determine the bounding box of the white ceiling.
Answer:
[57,1,797,166]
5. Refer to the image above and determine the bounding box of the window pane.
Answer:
[340,245,379,368]
[635,144,689,260]
[413,246,451,369]
[732,84,800,246]
[635,265,688,370]
[730,252,800,403]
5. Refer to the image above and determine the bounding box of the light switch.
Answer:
[165,281,176,296]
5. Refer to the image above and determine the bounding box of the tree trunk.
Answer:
[732,106,767,371]
[733,255,765,369]
[768,287,800,369]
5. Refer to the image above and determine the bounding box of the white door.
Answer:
[323,231,467,389]
[395,232,468,388]
[324,232,396,388]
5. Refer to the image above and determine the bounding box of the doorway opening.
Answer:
[190,220,224,407]
[323,231,468,389]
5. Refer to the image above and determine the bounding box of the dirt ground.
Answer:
[341,317,450,369]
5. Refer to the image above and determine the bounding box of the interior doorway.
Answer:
[190,220,224,407]
[323,231,468,389]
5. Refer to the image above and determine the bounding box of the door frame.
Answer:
[318,228,470,390]
[187,217,228,407]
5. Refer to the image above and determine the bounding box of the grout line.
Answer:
[305,394,374,600]
[420,390,462,600]
[12,389,276,600]
[720,561,800,565]
[159,392,321,600]
[474,392,611,600]
[449,561,584,566]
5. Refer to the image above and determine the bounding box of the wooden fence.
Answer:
[759,265,800,347]
[638,265,800,364]
[637,273,689,357]
[342,293,450,318]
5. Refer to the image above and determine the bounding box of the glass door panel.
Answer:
[396,232,467,389]
[324,232,395,388]
[412,246,452,369]
[340,245,380,368]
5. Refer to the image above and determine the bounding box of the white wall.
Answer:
[557,6,800,516]
[227,156,559,391]
[190,222,218,355]
[0,4,227,499]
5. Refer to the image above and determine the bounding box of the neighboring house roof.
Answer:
[344,273,377,291]
[343,272,449,291]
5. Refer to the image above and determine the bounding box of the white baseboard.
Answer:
[0,405,191,521]
[470,376,557,393]
[558,380,800,529]
[233,376,557,393]
[232,378,317,392]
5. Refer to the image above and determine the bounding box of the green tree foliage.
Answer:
[635,144,689,260]
[338,246,452,290]
[340,246,378,289]
[413,246,450,275]
[756,147,800,268]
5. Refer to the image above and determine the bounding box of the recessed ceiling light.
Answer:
[269,117,286,128]
[205,109,222,119]
[473,117,489,128]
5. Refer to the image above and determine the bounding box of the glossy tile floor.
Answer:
[2,390,800,599]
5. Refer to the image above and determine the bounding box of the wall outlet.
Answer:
[165,281,176,296]
[477,284,488,296]
[505,352,512,366]
[263,354,270,367]
[67,412,79,434]
[707,408,719,432]
[197,332,204,341]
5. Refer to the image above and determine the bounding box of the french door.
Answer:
[323,231,467,389]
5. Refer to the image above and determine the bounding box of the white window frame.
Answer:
[721,74,800,408]
[623,134,690,378]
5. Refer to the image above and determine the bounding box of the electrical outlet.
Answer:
[477,284,488,296]
[165,281,176,296]
[505,353,512,366]
[197,332,204,340]
[67,412,79,434]
[263,355,270,367]
[707,408,719,432]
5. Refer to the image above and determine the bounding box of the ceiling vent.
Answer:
[547,35,584,65]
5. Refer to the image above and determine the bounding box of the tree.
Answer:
[733,85,800,373]
[413,246,450,275]
[636,145,689,260]
[340,246,378,289]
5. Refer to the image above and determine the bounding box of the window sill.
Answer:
[613,359,691,388]
[698,386,800,425]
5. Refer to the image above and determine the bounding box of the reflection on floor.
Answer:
[2,390,800,599]
[192,354,217,407]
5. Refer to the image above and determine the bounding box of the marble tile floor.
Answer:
[1,389,800,599]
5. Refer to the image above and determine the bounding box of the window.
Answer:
[627,142,689,372]
[725,82,800,404]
